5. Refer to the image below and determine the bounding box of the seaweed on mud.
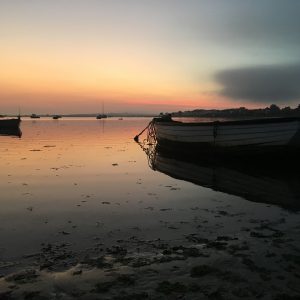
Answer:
[170,246,210,258]
[241,258,270,274]
[156,280,187,295]
[227,242,250,254]
[72,269,82,276]
[0,291,13,300]
[81,256,113,269]
[93,274,136,294]
[94,281,114,293]
[282,254,300,266]
[23,291,47,300]
[185,234,209,244]
[206,241,228,250]
[273,294,300,300]
[216,236,238,241]
[106,246,127,257]
[190,265,217,277]
[115,274,136,286]
[113,292,148,300]
[5,269,38,284]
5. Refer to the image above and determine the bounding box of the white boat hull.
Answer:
[154,118,300,148]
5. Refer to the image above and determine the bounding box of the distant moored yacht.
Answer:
[96,103,108,119]
[30,114,40,119]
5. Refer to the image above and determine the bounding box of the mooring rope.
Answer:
[134,120,152,142]
[134,119,157,143]
[146,120,157,145]
[134,119,158,169]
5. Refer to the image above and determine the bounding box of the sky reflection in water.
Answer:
[0,118,299,263]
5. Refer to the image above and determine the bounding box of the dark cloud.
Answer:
[214,1,300,50]
[178,1,300,60]
[215,64,300,103]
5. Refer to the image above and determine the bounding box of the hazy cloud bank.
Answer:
[215,64,300,104]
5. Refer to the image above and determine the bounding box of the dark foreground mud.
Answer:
[1,213,299,300]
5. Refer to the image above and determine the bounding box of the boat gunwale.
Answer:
[0,117,21,128]
[155,117,300,127]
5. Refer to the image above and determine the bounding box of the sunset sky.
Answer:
[1,0,300,114]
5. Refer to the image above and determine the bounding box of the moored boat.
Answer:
[30,114,40,119]
[96,114,107,119]
[52,115,62,119]
[96,103,108,119]
[151,116,300,155]
[0,116,21,129]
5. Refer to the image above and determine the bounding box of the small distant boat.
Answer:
[96,114,107,119]
[30,114,40,119]
[118,117,123,120]
[150,115,300,155]
[96,102,108,119]
[52,115,62,119]
[0,116,21,129]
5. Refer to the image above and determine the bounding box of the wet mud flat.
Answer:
[1,207,299,300]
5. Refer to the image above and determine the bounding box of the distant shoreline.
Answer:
[2,114,156,118]
[171,104,300,119]
[3,104,300,119]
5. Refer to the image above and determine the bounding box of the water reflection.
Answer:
[145,144,300,210]
[0,128,22,138]
[1,118,299,299]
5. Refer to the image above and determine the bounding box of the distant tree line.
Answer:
[171,104,300,119]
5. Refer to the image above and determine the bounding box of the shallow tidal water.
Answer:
[0,118,299,299]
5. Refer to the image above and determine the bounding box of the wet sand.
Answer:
[0,118,299,299]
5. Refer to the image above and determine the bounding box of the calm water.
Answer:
[2,118,222,259]
[0,118,300,298]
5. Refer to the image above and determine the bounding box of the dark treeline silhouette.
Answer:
[171,104,300,119]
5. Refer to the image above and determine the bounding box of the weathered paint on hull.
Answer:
[154,118,300,152]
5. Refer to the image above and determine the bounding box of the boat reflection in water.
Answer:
[144,144,300,210]
[0,128,22,138]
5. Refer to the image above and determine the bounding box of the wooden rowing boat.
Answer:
[0,117,21,129]
[153,116,300,154]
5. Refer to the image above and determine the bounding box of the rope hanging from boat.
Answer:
[134,119,158,169]
[134,120,151,142]
[146,120,157,145]
[134,119,157,144]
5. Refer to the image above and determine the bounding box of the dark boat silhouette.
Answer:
[150,116,300,155]
[96,114,107,119]
[96,103,108,119]
[0,127,22,138]
[147,145,300,210]
[52,115,62,119]
[0,116,21,130]
[30,114,40,119]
